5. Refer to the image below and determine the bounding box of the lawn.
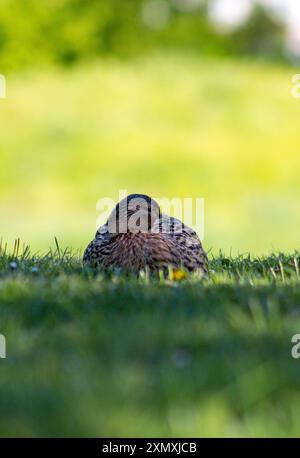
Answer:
[1,244,300,437]
[1,52,300,437]
[1,54,300,254]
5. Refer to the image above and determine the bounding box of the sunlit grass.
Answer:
[0,54,300,254]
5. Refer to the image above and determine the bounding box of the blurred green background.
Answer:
[0,0,300,255]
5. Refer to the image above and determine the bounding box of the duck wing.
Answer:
[153,214,208,273]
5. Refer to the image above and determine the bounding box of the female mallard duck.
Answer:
[83,194,208,275]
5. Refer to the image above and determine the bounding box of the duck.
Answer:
[83,193,208,275]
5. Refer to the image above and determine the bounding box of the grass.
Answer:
[1,241,300,437]
[1,54,300,254]
[1,52,300,436]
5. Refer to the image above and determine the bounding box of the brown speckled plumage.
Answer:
[83,194,208,275]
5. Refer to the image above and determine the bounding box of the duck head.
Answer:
[107,194,161,234]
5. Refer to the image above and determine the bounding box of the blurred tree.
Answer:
[0,0,288,71]
[229,4,286,60]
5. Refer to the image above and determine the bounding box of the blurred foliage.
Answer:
[230,4,286,59]
[0,0,287,71]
